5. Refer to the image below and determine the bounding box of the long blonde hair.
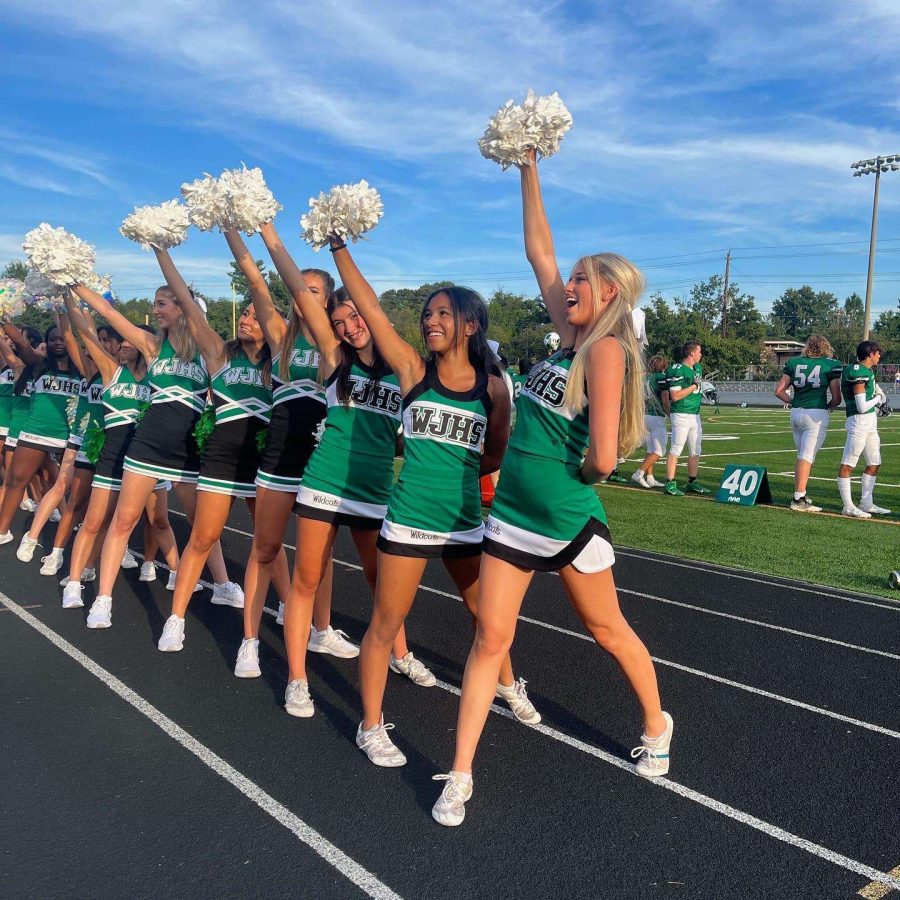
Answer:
[563,253,646,457]
[156,286,199,362]
[804,334,833,359]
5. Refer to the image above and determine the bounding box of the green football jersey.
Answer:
[645,371,668,416]
[841,363,877,418]
[666,362,702,414]
[782,356,842,410]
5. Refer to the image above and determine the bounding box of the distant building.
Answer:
[763,339,805,368]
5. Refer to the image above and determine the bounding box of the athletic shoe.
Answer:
[630,471,650,489]
[355,718,406,766]
[685,481,710,494]
[0,531,14,546]
[432,772,474,826]
[211,581,244,608]
[663,481,684,497]
[59,567,94,587]
[284,679,314,718]
[276,602,284,626]
[645,474,665,488]
[121,549,139,569]
[20,498,37,513]
[61,581,84,609]
[39,548,65,576]
[166,570,203,593]
[790,496,822,513]
[86,595,113,629]
[630,711,673,778]
[496,678,541,724]
[16,534,39,562]
[860,503,891,515]
[49,509,61,524]
[139,562,157,582]
[308,624,360,658]
[843,506,872,519]
[158,615,185,652]
[389,652,436,687]
[605,471,630,484]
[234,638,261,678]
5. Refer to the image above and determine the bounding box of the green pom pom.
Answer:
[82,422,106,465]
[255,427,268,454]
[192,405,217,456]
[134,401,150,425]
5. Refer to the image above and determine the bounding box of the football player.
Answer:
[663,341,708,496]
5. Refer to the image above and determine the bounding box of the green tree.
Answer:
[227,259,291,314]
[2,260,28,280]
[769,286,838,337]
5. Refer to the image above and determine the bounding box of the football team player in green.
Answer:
[632,354,670,488]
[663,342,709,496]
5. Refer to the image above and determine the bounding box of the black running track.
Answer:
[2,504,899,900]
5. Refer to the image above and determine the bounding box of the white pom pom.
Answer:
[22,224,96,286]
[218,165,282,234]
[120,200,189,250]
[180,174,230,232]
[0,278,27,318]
[300,180,384,251]
[478,90,573,169]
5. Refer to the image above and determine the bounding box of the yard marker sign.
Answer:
[716,464,772,506]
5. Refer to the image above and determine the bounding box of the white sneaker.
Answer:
[157,615,185,652]
[139,562,157,582]
[0,531,14,546]
[645,474,665,488]
[630,711,673,778]
[860,503,891,515]
[355,718,406,766]
[20,498,37,512]
[16,534,39,562]
[39,548,65,576]
[86,595,113,629]
[234,638,261,678]
[121,549,139,569]
[81,567,96,582]
[166,570,203,592]
[308,624,360,658]
[62,581,84,609]
[630,471,650,489]
[432,772,474,826]
[389,652,436,687]
[276,602,285,625]
[211,581,244,608]
[496,678,541,724]
[284,679,314,717]
[49,509,61,524]
[843,506,872,519]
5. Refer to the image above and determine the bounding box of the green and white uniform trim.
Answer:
[841,363,877,418]
[272,340,323,406]
[0,366,15,437]
[665,362,702,414]
[783,356,843,410]
[18,366,82,450]
[297,362,401,528]
[378,361,491,558]
[484,350,614,573]
[6,378,33,449]
[69,374,104,467]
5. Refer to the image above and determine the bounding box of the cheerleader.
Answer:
[0,332,16,460]
[432,150,670,827]
[156,254,273,651]
[326,239,537,768]
[0,319,79,543]
[16,311,101,574]
[59,292,180,610]
[245,233,429,711]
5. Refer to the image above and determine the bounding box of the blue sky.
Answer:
[2,0,900,316]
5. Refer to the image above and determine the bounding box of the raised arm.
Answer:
[224,229,286,350]
[519,150,575,345]
[64,293,118,383]
[329,240,423,390]
[2,321,41,366]
[72,283,158,362]
[152,247,225,371]
[0,331,24,373]
[55,308,89,377]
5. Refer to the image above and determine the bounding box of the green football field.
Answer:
[595,405,900,600]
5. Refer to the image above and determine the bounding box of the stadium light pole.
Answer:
[851,154,900,339]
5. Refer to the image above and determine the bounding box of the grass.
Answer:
[596,405,900,599]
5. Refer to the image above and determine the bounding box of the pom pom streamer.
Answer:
[478,90,573,169]
[0,279,27,318]
[120,200,189,250]
[22,223,96,286]
[181,174,230,232]
[192,405,217,456]
[218,165,282,234]
[300,180,384,251]
[82,421,106,465]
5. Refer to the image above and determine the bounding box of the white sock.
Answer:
[837,477,854,509]
[861,473,876,506]
[793,491,804,501]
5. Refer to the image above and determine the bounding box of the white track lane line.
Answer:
[0,593,402,900]
[435,679,900,893]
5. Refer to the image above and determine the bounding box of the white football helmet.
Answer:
[544,332,561,352]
